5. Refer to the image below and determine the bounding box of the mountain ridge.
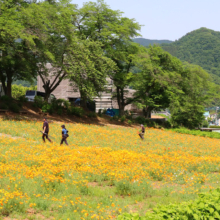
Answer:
[134,28,220,84]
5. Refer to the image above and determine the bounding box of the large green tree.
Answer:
[0,0,37,97]
[75,0,141,113]
[132,46,183,118]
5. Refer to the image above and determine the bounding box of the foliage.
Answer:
[120,115,126,122]
[0,0,38,97]
[0,95,13,103]
[8,103,20,113]
[41,103,53,114]
[127,120,132,125]
[34,96,44,108]
[210,126,220,128]
[0,103,8,110]
[67,106,85,117]
[202,120,209,128]
[87,112,97,118]
[76,0,141,113]
[18,96,28,103]
[161,27,220,85]
[12,85,37,100]
[118,188,220,220]
[171,128,220,139]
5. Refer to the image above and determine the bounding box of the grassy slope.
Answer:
[0,118,220,219]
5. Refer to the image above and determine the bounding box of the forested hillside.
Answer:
[133,38,173,46]
[161,28,220,84]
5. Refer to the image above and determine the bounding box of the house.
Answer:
[37,64,139,113]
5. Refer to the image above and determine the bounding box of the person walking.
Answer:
[60,125,69,145]
[139,124,145,140]
[42,117,52,143]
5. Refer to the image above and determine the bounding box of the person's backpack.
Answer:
[65,129,69,137]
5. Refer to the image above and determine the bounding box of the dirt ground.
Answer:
[0,102,139,128]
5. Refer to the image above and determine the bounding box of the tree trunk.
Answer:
[117,87,125,117]
[6,71,12,97]
[143,107,152,119]
[43,80,51,102]
[79,89,88,110]
[6,78,12,97]
[0,75,7,96]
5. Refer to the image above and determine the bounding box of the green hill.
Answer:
[161,28,220,84]
[133,38,173,47]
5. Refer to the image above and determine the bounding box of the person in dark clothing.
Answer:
[60,125,69,145]
[139,124,145,140]
[42,118,52,143]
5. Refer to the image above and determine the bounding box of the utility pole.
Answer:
[216,107,219,125]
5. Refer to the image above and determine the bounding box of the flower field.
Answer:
[0,119,220,219]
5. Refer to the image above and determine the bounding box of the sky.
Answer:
[71,0,220,41]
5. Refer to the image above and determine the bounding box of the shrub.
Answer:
[87,112,97,118]
[210,125,220,128]
[67,106,85,117]
[113,115,119,121]
[202,120,209,128]
[120,115,126,122]
[135,116,146,125]
[0,95,13,103]
[34,96,44,108]
[42,104,53,114]
[18,96,28,103]
[57,108,63,116]
[102,108,107,114]
[128,120,132,125]
[8,103,20,113]
[0,103,8,110]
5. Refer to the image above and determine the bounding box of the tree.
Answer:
[109,41,143,116]
[170,64,216,128]
[0,0,38,97]
[66,40,115,108]
[22,0,77,101]
[75,0,141,113]
[132,46,183,118]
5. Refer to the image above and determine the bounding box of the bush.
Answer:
[135,116,146,125]
[34,96,44,108]
[42,104,53,114]
[57,108,63,116]
[0,103,8,110]
[202,120,209,128]
[18,96,28,103]
[67,106,85,117]
[128,120,132,125]
[0,95,13,103]
[12,84,37,100]
[210,125,220,128]
[8,103,20,113]
[87,112,97,118]
[120,115,126,122]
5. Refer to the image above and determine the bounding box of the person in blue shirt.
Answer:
[60,125,69,145]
